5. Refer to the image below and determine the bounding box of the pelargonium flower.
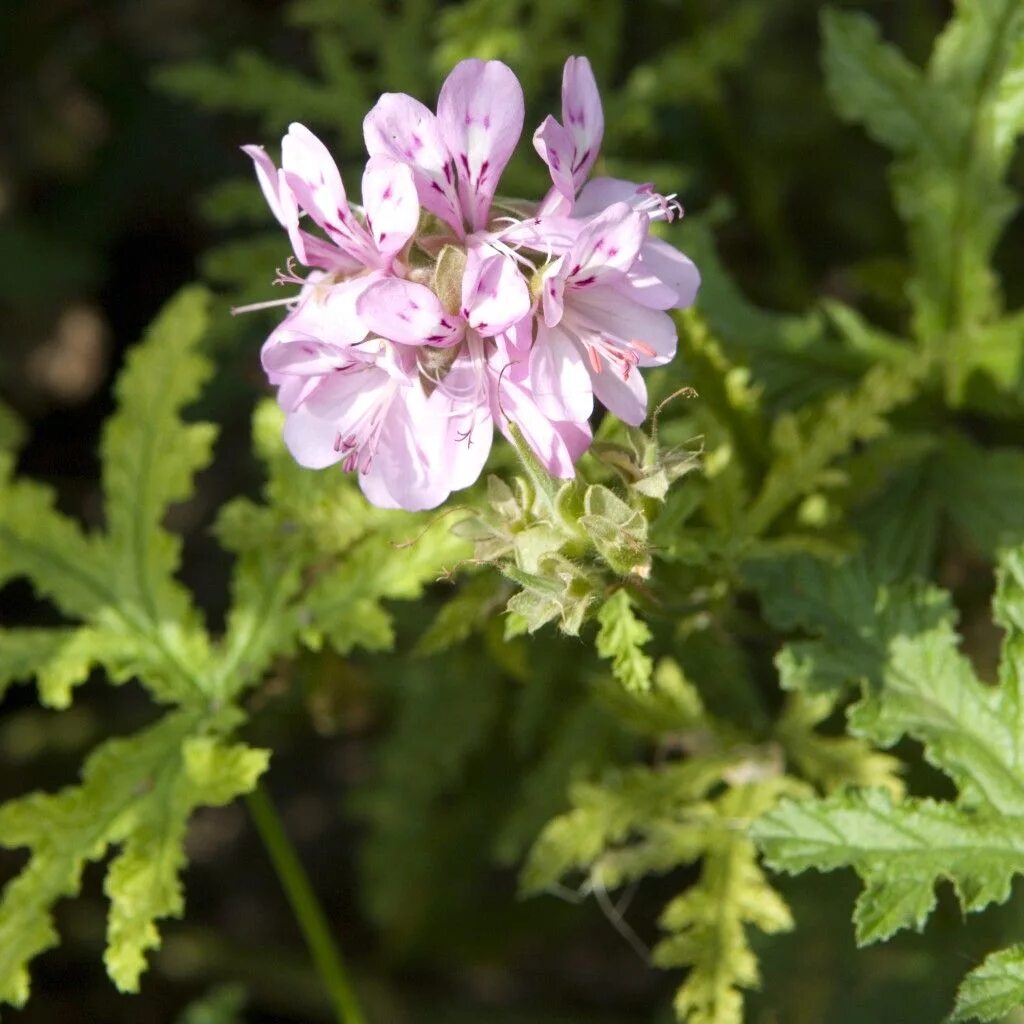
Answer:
[242,55,699,511]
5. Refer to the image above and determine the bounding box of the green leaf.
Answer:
[822,3,1024,392]
[595,589,653,692]
[747,553,954,698]
[752,543,1024,1019]
[0,472,112,620]
[744,358,925,537]
[941,436,1024,555]
[821,9,940,157]
[655,784,795,1024]
[850,602,1024,818]
[104,736,268,991]
[0,402,25,454]
[0,710,240,1005]
[754,789,1024,944]
[101,286,215,634]
[0,629,79,703]
[953,944,1024,1022]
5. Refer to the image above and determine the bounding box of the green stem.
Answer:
[246,786,367,1024]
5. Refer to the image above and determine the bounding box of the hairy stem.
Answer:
[246,786,367,1024]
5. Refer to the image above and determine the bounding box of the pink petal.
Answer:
[294,231,364,274]
[566,202,647,286]
[561,56,604,189]
[532,116,575,213]
[356,278,463,347]
[362,386,452,510]
[428,363,494,491]
[488,359,586,478]
[361,156,420,261]
[282,405,344,469]
[639,237,701,309]
[363,93,463,235]
[530,322,594,423]
[262,338,351,378]
[281,123,349,234]
[553,417,593,466]
[542,261,567,328]
[461,248,530,336]
[436,59,524,231]
[572,288,677,366]
[493,319,533,384]
[574,176,643,217]
[274,374,317,413]
[499,214,582,254]
[242,145,295,227]
[272,277,374,349]
[301,365,389,436]
[590,360,648,426]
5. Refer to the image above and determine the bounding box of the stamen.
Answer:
[231,295,300,316]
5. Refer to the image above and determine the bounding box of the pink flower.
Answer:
[242,55,700,511]
[535,202,677,426]
[356,247,587,478]
[364,59,524,237]
[244,124,419,278]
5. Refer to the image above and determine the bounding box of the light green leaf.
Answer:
[0,472,111,620]
[754,789,1024,944]
[953,944,1024,1022]
[595,589,653,692]
[821,9,942,157]
[655,785,795,1024]
[850,600,1024,817]
[822,2,1024,387]
[0,712,195,1005]
[775,692,904,797]
[0,402,24,454]
[104,737,268,991]
[101,286,215,631]
[0,629,79,703]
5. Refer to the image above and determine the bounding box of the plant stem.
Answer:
[246,786,367,1024]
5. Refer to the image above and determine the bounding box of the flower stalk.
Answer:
[246,786,367,1024]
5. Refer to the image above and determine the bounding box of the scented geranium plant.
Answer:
[4,2,1024,1023]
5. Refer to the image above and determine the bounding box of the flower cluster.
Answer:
[243,56,699,510]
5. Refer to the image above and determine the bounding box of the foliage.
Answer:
[6,0,1024,1021]
[753,545,1024,1021]
[0,287,465,1006]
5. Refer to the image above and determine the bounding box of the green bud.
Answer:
[433,244,468,315]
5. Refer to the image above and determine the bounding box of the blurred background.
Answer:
[2,1,1018,1022]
